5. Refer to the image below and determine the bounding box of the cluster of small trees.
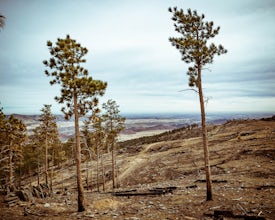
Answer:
[0,34,125,212]
[0,104,63,192]
[82,99,125,191]
[0,108,26,192]
[0,99,124,193]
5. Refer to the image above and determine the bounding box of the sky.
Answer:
[0,0,275,115]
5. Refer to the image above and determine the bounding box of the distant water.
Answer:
[122,112,274,123]
[15,112,274,142]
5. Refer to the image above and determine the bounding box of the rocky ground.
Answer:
[0,117,274,219]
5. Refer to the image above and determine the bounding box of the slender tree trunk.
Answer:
[197,64,213,201]
[86,160,89,190]
[111,141,116,189]
[100,149,105,192]
[18,159,22,189]
[8,145,13,191]
[37,159,40,186]
[116,157,119,189]
[45,135,48,186]
[96,143,99,192]
[61,165,64,192]
[73,91,85,212]
[50,150,54,195]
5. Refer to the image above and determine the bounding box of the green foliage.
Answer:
[168,7,227,87]
[43,35,107,119]
[43,35,107,211]
[169,7,227,201]
[102,99,125,151]
[0,107,27,188]
[22,127,44,176]
[0,14,5,29]
[88,114,105,155]
[38,104,60,163]
[39,104,60,147]
[61,138,75,161]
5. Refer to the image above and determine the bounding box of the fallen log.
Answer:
[4,193,19,207]
[210,209,266,220]
[113,186,177,197]
[195,179,227,183]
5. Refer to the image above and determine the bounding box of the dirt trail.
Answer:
[118,144,154,181]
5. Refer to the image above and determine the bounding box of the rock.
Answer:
[16,189,34,202]
[4,194,19,207]
[44,203,50,208]
[101,210,109,215]
[128,217,140,220]
[32,187,41,198]
[84,213,95,218]
[159,204,167,210]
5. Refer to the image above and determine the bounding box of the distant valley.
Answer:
[11,112,274,142]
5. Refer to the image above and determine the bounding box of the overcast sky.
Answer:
[0,0,275,115]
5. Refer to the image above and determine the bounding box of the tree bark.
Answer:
[45,135,48,186]
[37,159,40,186]
[111,142,115,189]
[96,143,99,192]
[8,145,13,190]
[50,149,54,195]
[197,64,213,201]
[100,150,105,192]
[73,91,85,212]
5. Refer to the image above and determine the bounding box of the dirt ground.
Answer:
[0,118,274,219]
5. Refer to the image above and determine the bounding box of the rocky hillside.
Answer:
[1,117,274,219]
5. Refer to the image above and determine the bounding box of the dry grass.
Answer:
[1,118,274,219]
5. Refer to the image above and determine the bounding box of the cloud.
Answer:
[0,0,274,114]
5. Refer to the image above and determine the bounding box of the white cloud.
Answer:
[0,0,274,114]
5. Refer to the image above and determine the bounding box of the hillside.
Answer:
[1,117,274,219]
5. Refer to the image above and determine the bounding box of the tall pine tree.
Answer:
[102,99,125,189]
[38,104,59,186]
[43,35,107,211]
[169,7,227,200]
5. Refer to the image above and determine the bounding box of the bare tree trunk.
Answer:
[111,142,115,190]
[86,160,89,190]
[8,145,13,191]
[100,150,105,192]
[45,135,48,186]
[96,144,99,192]
[18,159,22,189]
[61,165,64,193]
[116,156,119,189]
[37,160,40,186]
[197,65,213,201]
[73,91,85,212]
[50,150,54,196]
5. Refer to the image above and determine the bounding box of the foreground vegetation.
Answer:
[0,116,274,219]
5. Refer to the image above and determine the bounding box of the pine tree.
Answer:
[43,35,107,211]
[90,114,106,192]
[38,104,59,186]
[0,107,7,186]
[102,99,125,189]
[169,7,227,200]
[0,14,5,30]
[27,126,45,185]
[0,112,26,191]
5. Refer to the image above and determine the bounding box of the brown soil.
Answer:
[1,118,274,219]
